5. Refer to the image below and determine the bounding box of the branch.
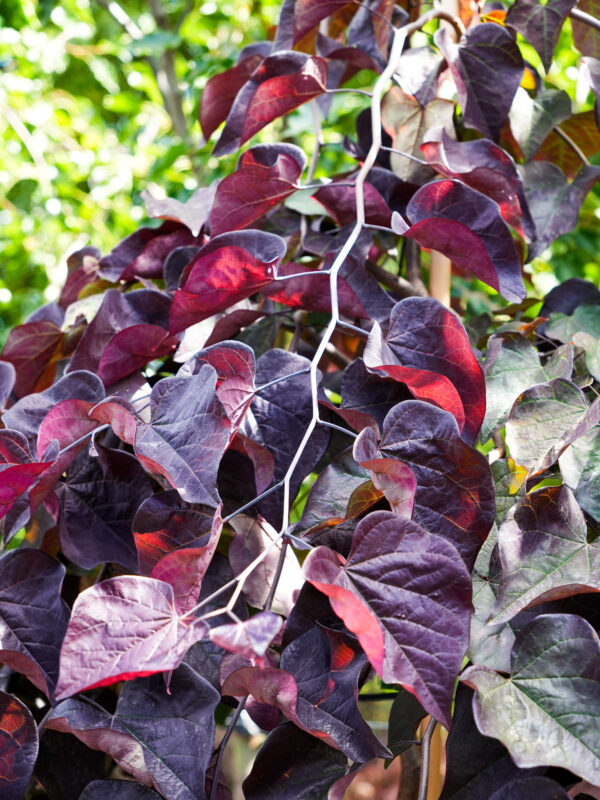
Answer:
[570,6,600,33]
[366,258,428,298]
[553,124,591,168]
[417,717,437,800]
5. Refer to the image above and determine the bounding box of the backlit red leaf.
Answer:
[0,691,38,800]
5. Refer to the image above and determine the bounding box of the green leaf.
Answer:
[463,614,600,784]
[490,485,600,624]
[131,31,182,57]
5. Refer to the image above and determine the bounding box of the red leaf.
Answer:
[142,184,218,237]
[210,611,283,659]
[200,53,264,140]
[0,691,38,800]
[36,399,98,460]
[55,576,209,699]
[1,321,63,399]
[89,397,138,445]
[209,144,306,236]
[0,462,48,520]
[97,324,177,386]
[214,53,328,156]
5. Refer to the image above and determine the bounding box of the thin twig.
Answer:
[336,320,369,339]
[553,125,590,168]
[570,6,600,33]
[264,540,289,611]
[417,717,437,800]
[208,698,247,800]
[319,420,358,438]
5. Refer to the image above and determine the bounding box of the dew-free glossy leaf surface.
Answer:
[142,184,217,237]
[506,0,575,71]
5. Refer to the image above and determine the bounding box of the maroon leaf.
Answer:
[169,230,285,334]
[50,665,219,800]
[364,297,486,443]
[89,396,138,445]
[229,433,276,494]
[314,178,394,228]
[506,0,575,72]
[55,576,210,698]
[209,144,306,236]
[335,358,412,432]
[0,320,63,398]
[0,550,69,698]
[142,184,217,237]
[203,309,267,348]
[213,52,328,156]
[98,221,202,282]
[398,179,526,302]
[421,127,535,240]
[436,24,524,141]
[0,691,38,800]
[211,611,283,659]
[57,444,153,571]
[0,361,15,410]
[380,400,495,569]
[353,426,416,517]
[274,0,352,49]
[134,491,217,575]
[36,398,98,459]
[80,781,163,799]
[262,261,368,318]
[134,365,231,505]
[58,246,101,309]
[99,325,177,386]
[0,462,48,520]
[304,511,472,727]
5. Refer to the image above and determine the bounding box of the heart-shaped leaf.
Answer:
[490,486,600,623]
[463,613,600,784]
[560,426,600,519]
[55,576,209,698]
[304,510,472,727]
[211,611,283,660]
[506,0,575,71]
[142,184,217,237]
[0,691,38,800]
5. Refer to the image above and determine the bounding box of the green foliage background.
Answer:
[1,0,599,345]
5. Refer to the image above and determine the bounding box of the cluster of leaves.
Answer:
[1,0,600,798]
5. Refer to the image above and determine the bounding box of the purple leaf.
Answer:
[395,46,444,106]
[213,52,328,156]
[313,177,395,228]
[211,611,282,659]
[35,728,106,799]
[134,365,231,505]
[169,230,285,334]
[55,576,210,698]
[0,361,15,410]
[57,444,153,571]
[36,398,99,459]
[463,614,600,784]
[0,691,38,800]
[436,24,524,141]
[142,184,217,237]
[203,309,267,348]
[421,127,535,240]
[380,400,495,569]
[50,665,219,800]
[58,246,101,309]
[337,358,412,432]
[98,221,202,282]
[387,688,426,759]
[400,180,525,302]
[365,297,486,444]
[0,320,64,398]
[490,486,600,624]
[262,261,368,318]
[0,429,32,464]
[274,0,352,49]
[134,491,217,575]
[68,289,174,385]
[200,52,265,140]
[506,0,575,71]
[490,777,571,800]
[89,397,138,445]
[304,510,472,727]
[572,0,600,57]
[520,162,600,260]
[242,722,348,800]
[209,144,306,236]
[0,549,69,698]
[353,426,416,517]
[80,781,163,799]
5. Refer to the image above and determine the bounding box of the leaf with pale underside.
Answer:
[560,426,600,519]
[304,510,472,728]
[509,87,571,162]
[0,691,38,800]
[142,184,217,237]
[353,426,416,518]
[55,576,209,699]
[463,613,600,784]
[490,486,600,624]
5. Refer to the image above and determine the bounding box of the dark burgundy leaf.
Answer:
[421,127,535,239]
[436,24,524,141]
[68,289,174,385]
[36,398,99,459]
[521,163,600,260]
[229,515,303,615]
[440,684,541,800]
[315,32,381,73]
[572,0,600,57]
[58,246,101,309]
[353,426,416,518]
[142,184,217,237]
[55,576,209,698]
[540,277,600,320]
[89,396,138,445]
[379,400,495,569]
[134,365,231,506]
[98,221,202,282]
[209,144,306,236]
[80,781,163,799]
[169,230,285,334]
[337,359,412,432]
[241,349,330,528]
[150,510,222,614]
[262,261,368,318]
[242,722,348,800]
[395,46,444,106]
[313,177,394,228]
[50,665,219,800]
[200,53,265,140]
[399,180,525,302]
[0,549,69,698]
[163,245,199,292]
[509,87,571,161]
[211,611,282,659]
[506,0,575,71]
[274,0,353,49]
[213,52,328,156]
[304,510,472,727]
[134,491,217,575]
[203,309,267,348]
[387,688,426,759]
[346,107,392,169]
[535,111,600,179]
[57,444,153,571]
[35,728,106,800]
[490,777,571,800]
[0,361,15,410]
[0,320,63,398]
[365,297,486,444]
[0,691,38,800]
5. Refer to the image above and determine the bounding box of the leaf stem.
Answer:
[208,698,247,800]
[553,125,591,168]
[417,716,437,800]
[570,6,600,33]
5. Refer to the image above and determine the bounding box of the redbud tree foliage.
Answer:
[2,0,600,797]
